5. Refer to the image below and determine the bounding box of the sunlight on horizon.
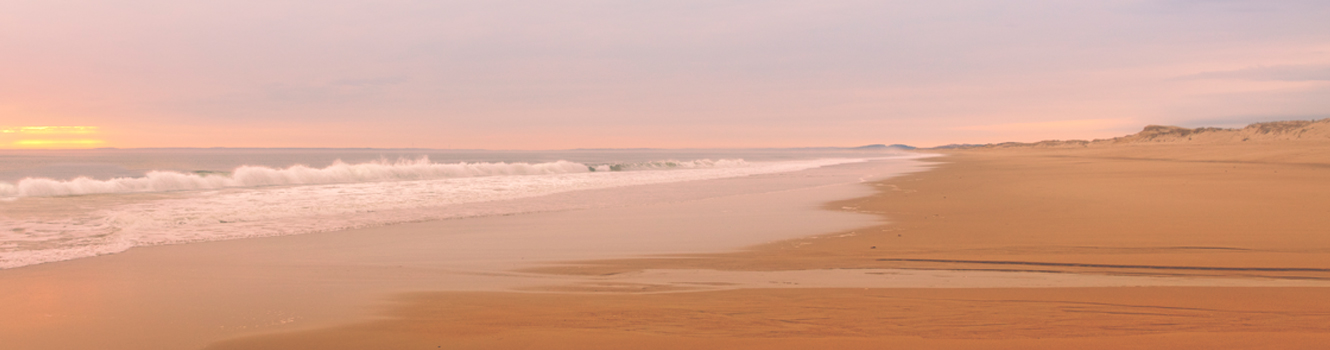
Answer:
[1,126,106,149]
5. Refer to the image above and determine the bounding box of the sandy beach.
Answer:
[8,2,1330,349]
[197,121,1330,349]
[0,154,926,349]
[1,122,1325,349]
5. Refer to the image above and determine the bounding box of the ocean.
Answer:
[0,147,908,269]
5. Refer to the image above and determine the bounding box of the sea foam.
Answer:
[0,157,864,269]
[0,158,751,198]
[1,158,599,197]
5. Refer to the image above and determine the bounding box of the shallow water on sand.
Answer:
[0,157,927,350]
[0,148,901,269]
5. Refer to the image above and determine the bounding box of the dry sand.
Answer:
[210,288,1330,350]
[206,122,1330,349]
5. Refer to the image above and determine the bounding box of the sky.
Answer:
[2,0,1328,149]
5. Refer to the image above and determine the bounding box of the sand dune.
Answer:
[949,118,1330,149]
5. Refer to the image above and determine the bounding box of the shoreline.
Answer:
[0,157,925,350]
[528,147,1330,280]
[208,143,1330,349]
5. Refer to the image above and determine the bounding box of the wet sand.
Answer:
[208,140,1330,349]
[533,143,1330,279]
[0,157,923,350]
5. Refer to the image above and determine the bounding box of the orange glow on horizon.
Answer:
[1,126,107,149]
[12,139,106,148]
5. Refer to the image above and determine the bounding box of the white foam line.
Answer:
[0,157,758,198]
[1,157,874,269]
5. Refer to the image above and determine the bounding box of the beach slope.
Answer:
[209,120,1330,349]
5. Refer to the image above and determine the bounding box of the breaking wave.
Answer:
[0,157,750,198]
[0,157,870,268]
